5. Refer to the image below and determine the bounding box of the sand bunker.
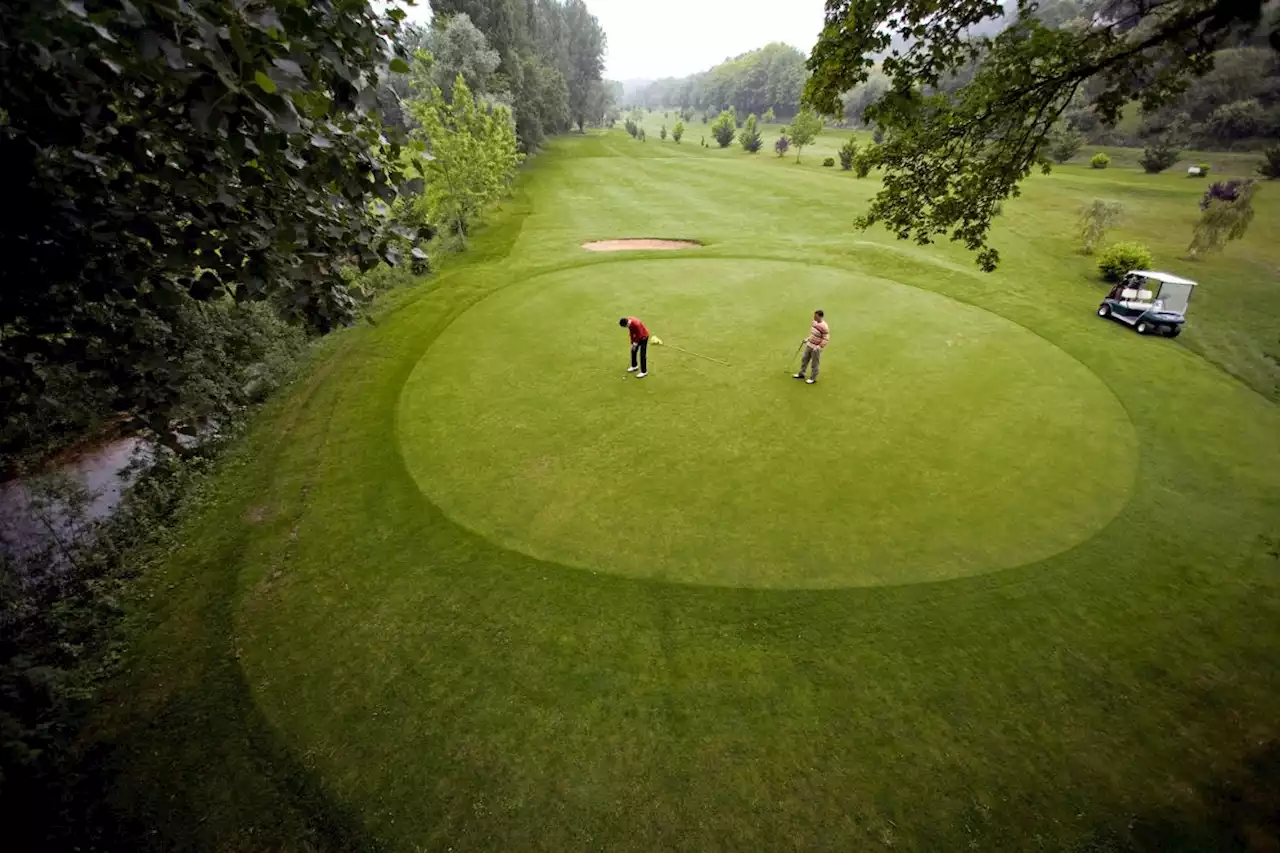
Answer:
[581,239,700,252]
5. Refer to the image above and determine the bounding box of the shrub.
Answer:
[1097,241,1154,281]
[1078,199,1124,255]
[838,138,858,170]
[1189,179,1256,257]
[774,133,791,157]
[1139,142,1180,173]
[1090,152,1110,169]
[624,118,638,138]
[1197,162,1211,176]
[1258,145,1280,178]
[1045,126,1084,163]
[739,114,763,153]
[711,108,736,147]
[659,125,667,141]
[762,107,776,124]
[672,121,684,144]
[853,145,877,178]
[638,128,646,142]
[823,157,835,167]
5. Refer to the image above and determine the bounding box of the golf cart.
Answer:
[1097,270,1197,337]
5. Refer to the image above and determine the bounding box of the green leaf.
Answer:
[389,58,411,74]
[388,7,407,23]
[253,70,277,94]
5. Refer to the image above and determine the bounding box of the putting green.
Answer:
[398,258,1135,588]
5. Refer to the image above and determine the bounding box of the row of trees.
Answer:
[424,0,609,150]
[633,43,809,119]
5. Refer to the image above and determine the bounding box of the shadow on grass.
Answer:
[1073,740,1280,853]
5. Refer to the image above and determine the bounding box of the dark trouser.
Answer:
[631,337,648,372]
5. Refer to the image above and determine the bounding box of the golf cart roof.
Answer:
[1129,270,1198,287]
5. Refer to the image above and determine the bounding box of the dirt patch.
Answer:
[582,238,701,252]
[244,505,271,524]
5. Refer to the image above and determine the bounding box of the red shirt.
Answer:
[626,317,649,344]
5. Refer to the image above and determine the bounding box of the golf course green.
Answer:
[99,129,1280,852]
[400,259,1134,587]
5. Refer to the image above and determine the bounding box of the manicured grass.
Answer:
[92,128,1280,852]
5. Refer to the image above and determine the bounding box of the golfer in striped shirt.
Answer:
[794,309,828,385]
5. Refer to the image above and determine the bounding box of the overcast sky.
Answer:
[401,0,829,81]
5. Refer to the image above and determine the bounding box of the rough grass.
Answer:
[88,127,1280,852]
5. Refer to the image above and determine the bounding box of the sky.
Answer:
[400,0,829,82]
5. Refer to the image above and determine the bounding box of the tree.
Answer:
[804,0,1280,270]
[740,114,763,152]
[763,107,777,123]
[1188,179,1257,256]
[660,124,668,140]
[1259,144,1280,178]
[839,138,859,170]
[788,107,823,163]
[1140,141,1181,173]
[711,108,737,147]
[1078,200,1124,254]
[1045,125,1084,163]
[0,0,421,449]
[1206,98,1268,140]
[672,120,685,143]
[410,77,522,245]
[424,13,500,101]
[633,43,808,118]
[564,0,607,131]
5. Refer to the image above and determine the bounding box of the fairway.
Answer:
[400,258,1134,587]
[102,130,1280,852]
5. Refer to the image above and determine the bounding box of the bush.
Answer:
[853,145,877,178]
[1259,144,1280,179]
[1045,126,1084,163]
[1078,199,1124,255]
[739,114,762,153]
[1197,162,1211,176]
[823,157,835,167]
[774,134,791,157]
[1097,241,1154,281]
[838,138,858,170]
[624,118,638,138]
[1090,152,1110,169]
[1189,179,1256,256]
[1139,142,1180,173]
[711,108,736,147]
[762,107,775,124]
[672,121,684,144]
[660,125,667,141]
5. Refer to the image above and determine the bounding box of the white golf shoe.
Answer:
[627,366,639,373]
[636,371,647,378]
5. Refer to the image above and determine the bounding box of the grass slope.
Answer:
[90,128,1280,852]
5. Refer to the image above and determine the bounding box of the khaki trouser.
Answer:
[799,342,822,379]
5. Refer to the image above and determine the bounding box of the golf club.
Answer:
[785,341,804,373]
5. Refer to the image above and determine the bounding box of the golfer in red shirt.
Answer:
[619,316,649,378]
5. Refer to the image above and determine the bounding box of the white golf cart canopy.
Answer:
[1127,270,1198,287]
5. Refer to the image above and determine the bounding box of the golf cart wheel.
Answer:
[1097,304,1111,318]
[1167,325,1181,338]
[1136,321,1150,335]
